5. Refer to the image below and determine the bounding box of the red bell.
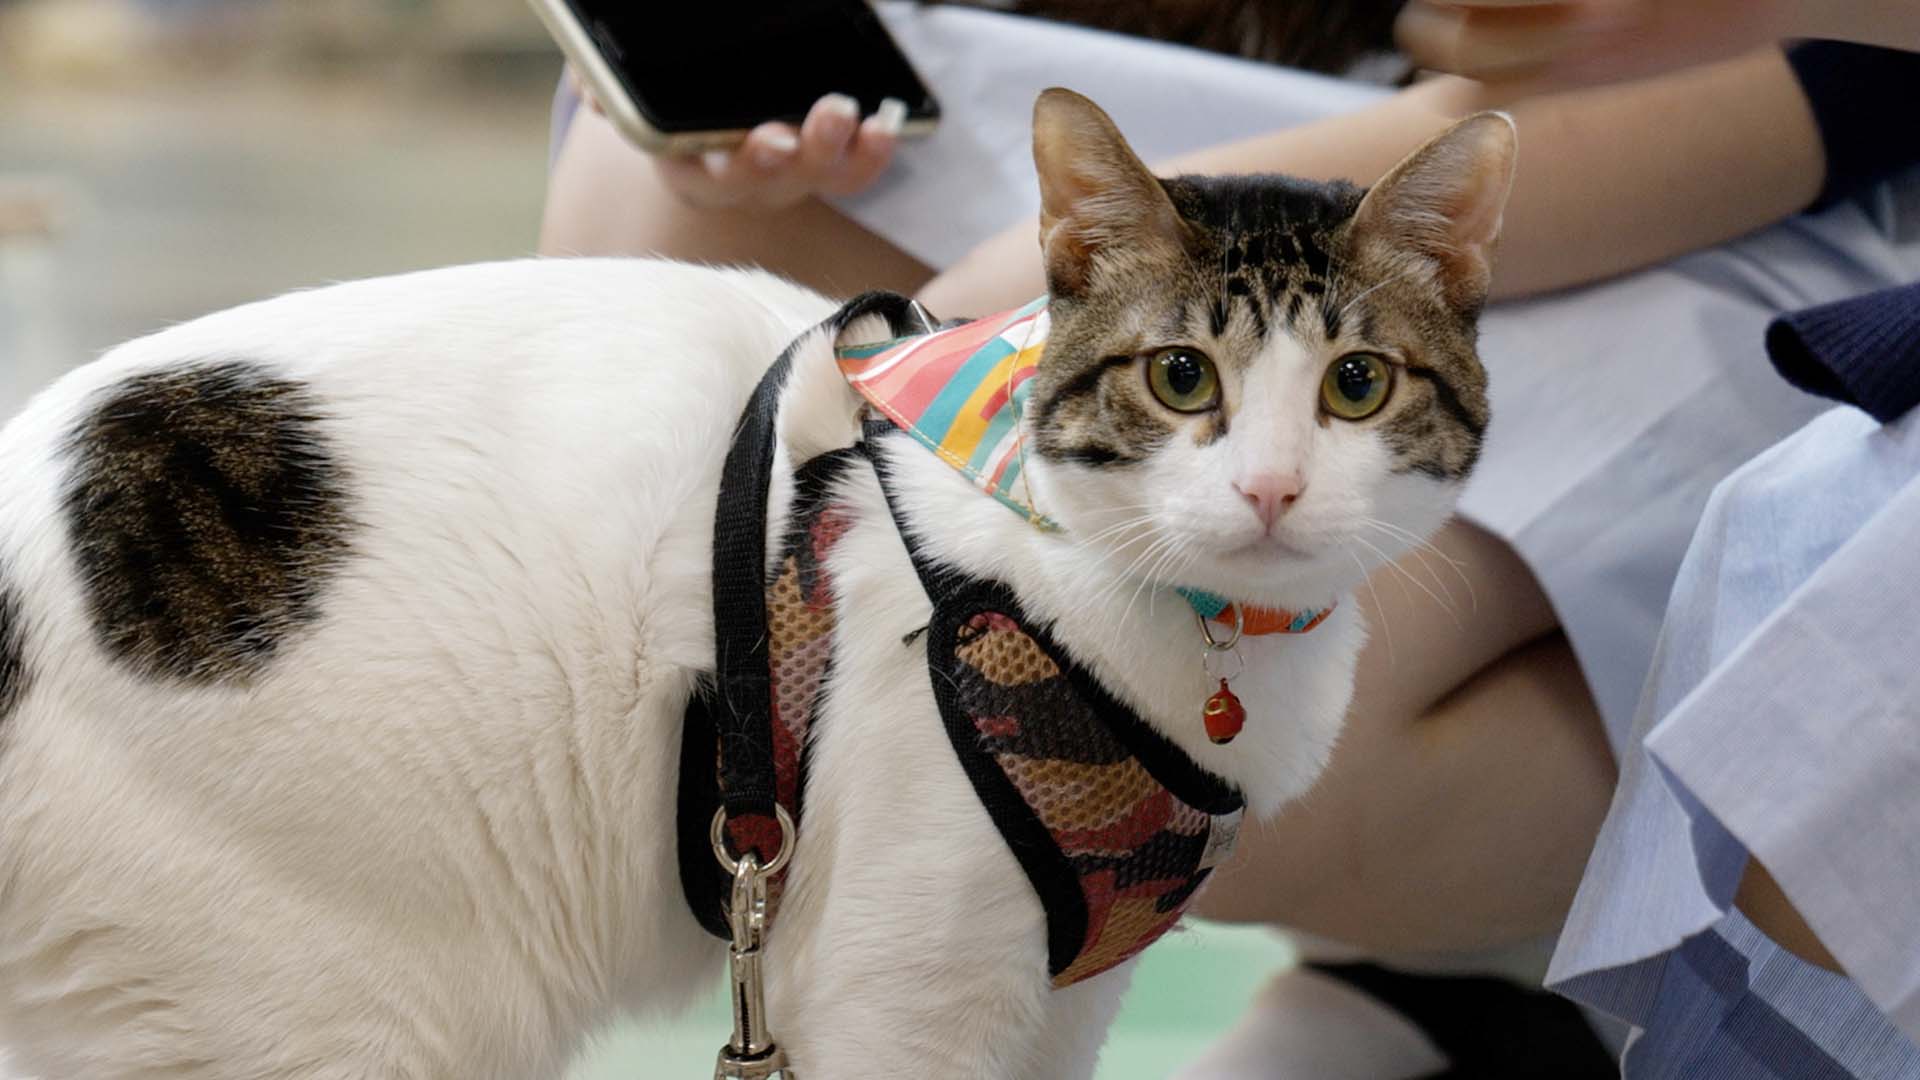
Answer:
[1202,679,1246,744]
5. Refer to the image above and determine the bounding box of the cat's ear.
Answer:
[1349,111,1517,313]
[1032,88,1187,296]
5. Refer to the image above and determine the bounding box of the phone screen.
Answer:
[562,0,941,134]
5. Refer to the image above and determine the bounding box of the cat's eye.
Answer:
[1146,348,1220,413]
[1321,353,1393,420]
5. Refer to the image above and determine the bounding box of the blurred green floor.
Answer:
[568,921,1293,1080]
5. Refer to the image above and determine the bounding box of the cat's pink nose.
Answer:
[1235,472,1303,530]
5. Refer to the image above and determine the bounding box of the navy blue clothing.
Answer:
[1788,42,1920,213]
[1776,43,1920,423]
[1769,282,1920,423]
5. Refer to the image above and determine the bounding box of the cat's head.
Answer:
[1021,88,1515,609]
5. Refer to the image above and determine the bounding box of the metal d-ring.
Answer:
[1203,644,1247,682]
[1195,603,1245,651]
[711,804,797,878]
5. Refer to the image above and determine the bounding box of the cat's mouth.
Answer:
[1220,533,1314,562]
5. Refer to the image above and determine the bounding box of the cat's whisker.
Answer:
[1091,529,1168,593]
[1063,504,1165,550]
[1360,519,1479,614]
[1097,530,1175,613]
[1141,543,1192,622]
[1362,517,1466,568]
[1077,500,1163,517]
[1349,532,1414,590]
[1320,242,1351,320]
[1115,563,1159,627]
[1125,535,1181,605]
[1072,514,1160,550]
[1073,530,1145,559]
[1142,537,1194,619]
[1119,534,1184,626]
[1352,534,1465,629]
[1358,521,1457,611]
[1361,535,1421,613]
[1344,544,1397,668]
[1388,534,1476,616]
[1091,537,1161,572]
[1335,265,1424,323]
[1094,555,1166,615]
[1161,536,1203,598]
[1334,278,1389,321]
[1081,532,1171,605]
[1163,541,1204,605]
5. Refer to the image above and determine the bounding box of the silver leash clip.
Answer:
[710,806,798,1080]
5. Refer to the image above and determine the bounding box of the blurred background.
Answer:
[0,3,1295,1074]
[0,0,556,415]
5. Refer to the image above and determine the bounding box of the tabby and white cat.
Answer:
[0,91,1512,1078]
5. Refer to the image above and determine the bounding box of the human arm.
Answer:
[1394,0,1920,94]
[918,47,1822,314]
[1392,0,1920,214]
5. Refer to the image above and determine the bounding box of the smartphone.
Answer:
[529,0,942,154]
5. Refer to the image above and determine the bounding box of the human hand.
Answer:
[656,96,904,211]
[565,68,904,211]
[1393,0,1812,93]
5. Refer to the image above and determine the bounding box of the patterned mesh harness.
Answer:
[679,293,1246,987]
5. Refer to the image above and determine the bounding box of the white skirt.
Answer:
[843,3,1920,737]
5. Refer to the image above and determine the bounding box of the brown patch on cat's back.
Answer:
[63,361,356,684]
[0,573,26,725]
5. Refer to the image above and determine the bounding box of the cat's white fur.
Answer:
[0,253,1450,1078]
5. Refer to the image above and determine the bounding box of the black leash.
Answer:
[679,291,938,939]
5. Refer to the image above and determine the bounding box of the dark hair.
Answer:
[922,0,1406,73]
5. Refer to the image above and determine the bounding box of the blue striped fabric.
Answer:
[1602,913,1918,1080]
[1549,406,1920,1078]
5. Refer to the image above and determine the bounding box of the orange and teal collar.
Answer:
[1179,589,1334,636]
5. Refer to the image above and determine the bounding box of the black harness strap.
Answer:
[679,291,937,940]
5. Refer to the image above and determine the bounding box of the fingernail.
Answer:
[820,93,860,122]
[751,129,798,169]
[870,97,909,137]
[1393,1,1452,52]
[701,149,731,176]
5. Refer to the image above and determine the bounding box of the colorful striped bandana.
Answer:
[836,296,1057,529]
